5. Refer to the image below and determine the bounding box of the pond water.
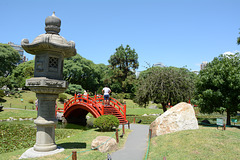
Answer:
[56,122,86,129]
[56,117,94,129]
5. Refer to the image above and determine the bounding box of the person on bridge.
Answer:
[102,85,111,106]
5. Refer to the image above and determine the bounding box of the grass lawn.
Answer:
[0,109,37,120]
[1,90,240,160]
[125,99,163,116]
[147,126,240,160]
[0,121,131,160]
[0,90,72,110]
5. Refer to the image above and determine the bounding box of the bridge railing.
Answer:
[64,94,104,115]
[94,95,126,120]
[110,97,126,121]
[63,94,126,121]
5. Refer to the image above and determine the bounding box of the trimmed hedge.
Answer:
[93,115,119,131]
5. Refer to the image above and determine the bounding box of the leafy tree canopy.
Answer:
[196,53,240,125]
[107,44,139,93]
[135,66,196,111]
[0,43,20,77]
[63,54,107,93]
[10,60,34,89]
[65,83,84,96]
[237,28,240,45]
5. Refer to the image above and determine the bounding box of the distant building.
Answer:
[153,62,165,68]
[200,61,208,70]
[136,71,141,79]
[8,42,27,65]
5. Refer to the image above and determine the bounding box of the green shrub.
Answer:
[93,115,119,131]
[58,93,67,102]
[123,93,131,99]
[65,84,84,95]
[0,123,76,154]
[0,90,4,98]
[28,99,34,104]
[157,104,163,109]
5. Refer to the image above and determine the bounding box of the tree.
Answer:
[237,29,240,45]
[11,60,34,88]
[0,43,20,77]
[107,44,139,93]
[0,76,11,89]
[63,54,107,93]
[195,53,240,125]
[65,84,84,95]
[135,66,196,111]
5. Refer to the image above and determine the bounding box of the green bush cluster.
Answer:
[111,92,135,104]
[65,84,84,95]
[0,90,4,98]
[115,93,134,100]
[93,115,119,131]
[0,123,76,154]
[58,93,67,102]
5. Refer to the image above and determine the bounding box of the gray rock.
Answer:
[91,136,118,153]
[150,102,199,137]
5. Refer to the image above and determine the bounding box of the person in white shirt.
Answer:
[102,85,111,106]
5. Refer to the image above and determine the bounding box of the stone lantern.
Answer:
[20,12,76,156]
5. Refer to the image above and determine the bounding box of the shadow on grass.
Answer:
[56,123,94,131]
[58,142,87,149]
[94,127,118,132]
[0,98,6,103]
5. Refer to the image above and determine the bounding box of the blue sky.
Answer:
[1,0,240,71]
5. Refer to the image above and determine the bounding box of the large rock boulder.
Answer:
[150,102,199,137]
[91,136,118,153]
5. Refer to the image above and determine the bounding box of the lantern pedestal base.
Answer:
[19,147,64,159]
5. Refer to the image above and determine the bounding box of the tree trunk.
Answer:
[226,109,231,126]
[162,103,167,112]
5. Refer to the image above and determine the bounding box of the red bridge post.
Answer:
[124,104,126,122]
[64,102,66,112]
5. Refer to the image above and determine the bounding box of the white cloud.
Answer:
[223,51,234,56]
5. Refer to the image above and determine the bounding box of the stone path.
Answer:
[3,107,36,111]
[110,124,149,160]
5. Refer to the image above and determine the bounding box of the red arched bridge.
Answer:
[57,94,128,125]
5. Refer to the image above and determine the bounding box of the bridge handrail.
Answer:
[94,95,126,119]
[64,94,103,115]
[63,94,126,122]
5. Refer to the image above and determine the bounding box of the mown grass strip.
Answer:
[148,126,240,160]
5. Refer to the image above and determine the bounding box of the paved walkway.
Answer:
[110,124,149,160]
[3,107,36,111]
